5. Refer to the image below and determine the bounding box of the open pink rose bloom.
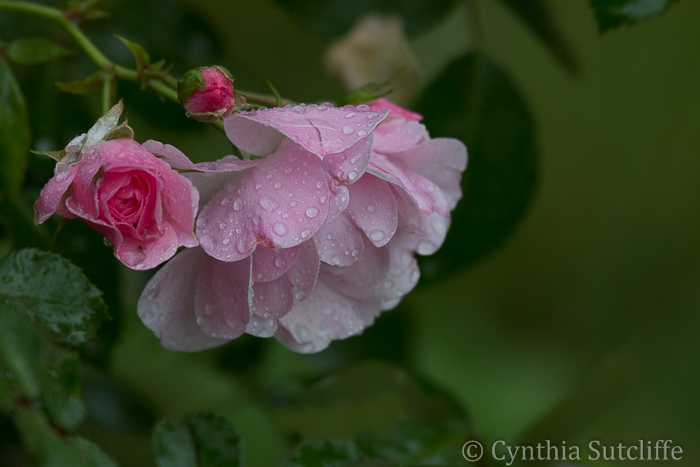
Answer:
[35,108,200,271]
[138,101,467,353]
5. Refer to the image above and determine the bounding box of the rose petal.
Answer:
[285,239,320,302]
[372,118,429,153]
[225,104,389,158]
[195,254,252,339]
[252,276,293,320]
[344,175,398,247]
[276,281,369,353]
[321,134,373,184]
[197,140,330,261]
[137,248,228,351]
[314,213,364,267]
[252,244,301,282]
[34,163,80,223]
[369,98,423,121]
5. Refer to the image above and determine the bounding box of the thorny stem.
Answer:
[0,0,295,108]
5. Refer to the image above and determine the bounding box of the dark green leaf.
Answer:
[115,35,151,77]
[0,307,42,399]
[0,57,30,199]
[590,0,679,32]
[499,0,578,73]
[153,412,244,467]
[42,349,87,430]
[56,70,104,95]
[6,37,72,65]
[279,439,369,467]
[16,408,118,467]
[273,0,461,38]
[415,53,538,281]
[275,361,470,440]
[0,248,109,346]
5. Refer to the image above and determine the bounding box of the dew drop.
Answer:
[369,230,385,242]
[273,222,288,236]
[274,181,283,189]
[305,207,319,218]
[233,199,244,211]
[345,112,356,119]
[342,125,354,135]
[366,204,375,213]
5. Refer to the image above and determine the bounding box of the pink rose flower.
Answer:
[35,106,199,270]
[137,102,466,352]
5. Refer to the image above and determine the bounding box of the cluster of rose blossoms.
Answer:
[35,68,467,353]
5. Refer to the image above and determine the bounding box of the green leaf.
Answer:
[0,307,43,399]
[115,35,151,78]
[153,413,244,467]
[273,0,461,38]
[590,0,680,32]
[279,439,372,467]
[55,70,104,95]
[0,56,30,200]
[275,361,471,443]
[42,349,87,430]
[16,408,119,467]
[415,53,538,282]
[6,37,72,65]
[0,248,109,346]
[499,0,578,73]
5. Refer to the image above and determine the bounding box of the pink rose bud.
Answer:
[34,102,199,271]
[178,66,235,122]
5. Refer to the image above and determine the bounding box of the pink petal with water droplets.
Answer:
[34,163,80,224]
[252,245,300,282]
[344,175,398,247]
[372,118,429,153]
[252,277,293,320]
[225,105,389,158]
[314,214,364,267]
[368,152,448,215]
[321,134,373,184]
[393,188,451,256]
[137,248,228,351]
[246,316,278,338]
[197,140,330,261]
[324,174,350,223]
[322,235,390,289]
[285,239,320,301]
[195,254,252,339]
[369,98,423,121]
[275,281,369,353]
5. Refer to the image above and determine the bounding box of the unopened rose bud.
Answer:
[178,66,234,122]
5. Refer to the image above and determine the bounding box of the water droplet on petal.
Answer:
[274,181,283,189]
[305,207,319,218]
[366,205,375,213]
[342,125,354,135]
[345,112,356,119]
[275,257,287,269]
[233,199,244,211]
[273,222,288,236]
[369,230,385,242]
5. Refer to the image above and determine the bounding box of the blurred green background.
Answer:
[1,0,699,465]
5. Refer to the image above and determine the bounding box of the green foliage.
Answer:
[115,35,151,77]
[6,37,72,65]
[16,408,118,467]
[416,53,538,281]
[590,0,680,32]
[153,413,244,467]
[273,0,461,38]
[0,248,109,346]
[499,0,578,73]
[0,56,30,200]
[56,70,104,95]
[277,362,471,467]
